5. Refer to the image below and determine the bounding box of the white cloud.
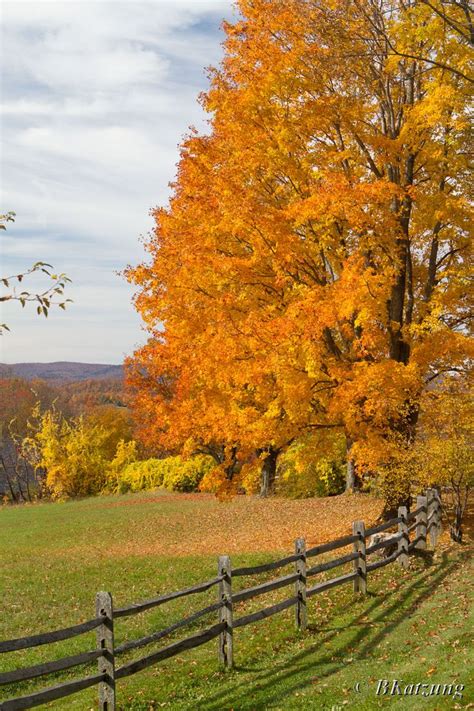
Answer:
[0,0,235,363]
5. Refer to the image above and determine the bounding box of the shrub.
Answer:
[25,410,110,499]
[116,458,165,493]
[161,455,215,492]
[277,446,345,499]
[22,408,141,500]
[106,440,138,493]
[115,455,215,493]
[85,406,134,459]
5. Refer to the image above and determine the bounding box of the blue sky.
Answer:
[0,0,234,364]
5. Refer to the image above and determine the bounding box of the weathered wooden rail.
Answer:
[0,488,441,710]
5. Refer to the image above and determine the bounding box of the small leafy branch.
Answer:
[0,212,72,333]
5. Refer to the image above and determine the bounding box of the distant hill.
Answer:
[0,362,124,382]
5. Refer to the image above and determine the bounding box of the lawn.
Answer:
[1,491,472,710]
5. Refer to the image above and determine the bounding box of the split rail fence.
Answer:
[0,488,442,710]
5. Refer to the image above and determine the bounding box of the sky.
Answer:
[0,0,234,364]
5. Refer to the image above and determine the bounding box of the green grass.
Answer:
[1,491,472,710]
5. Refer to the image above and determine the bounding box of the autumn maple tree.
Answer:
[127,0,473,502]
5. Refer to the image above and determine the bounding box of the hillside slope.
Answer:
[0,492,472,709]
[0,361,123,382]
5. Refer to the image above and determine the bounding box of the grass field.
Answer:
[1,491,472,710]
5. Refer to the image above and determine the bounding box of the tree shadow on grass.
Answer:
[196,547,472,711]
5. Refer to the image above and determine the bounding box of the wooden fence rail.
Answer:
[114,575,224,618]
[0,618,105,654]
[0,488,441,710]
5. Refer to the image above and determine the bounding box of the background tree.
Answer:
[415,379,473,542]
[22,406,135,499]
[1,212,72,333]
[0,378,58,501]
[0,374,131,501]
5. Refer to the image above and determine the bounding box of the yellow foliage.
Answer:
[415,385,473,492]
[239,459,261,495]
[360,377,473,519]
[106,439,138,492]
[115,455,216,494]
[27,410,111,499]
[277,437,346,499]
[23,408,139,500]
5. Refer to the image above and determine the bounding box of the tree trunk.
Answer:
[345,436,356,492]
[0,451,19,502]
[259,447,279,497]
[346,458,356,492]
[224,445,238,481]
[449,485,468,543]
[209,444,239,481]
[450,504,463,543]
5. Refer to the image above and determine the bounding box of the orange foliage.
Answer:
[126,0,472,496]
[95,492,384,558]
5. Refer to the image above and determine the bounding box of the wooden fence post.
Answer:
[428,487,442,547]
[295,538,307,631]
[434,488,442,545]
[427,488,437,548]
[217,555,233,669]
[397,506,409,569]
[352,521,366,594]
[96,591,115,711]
[415,494,427,550]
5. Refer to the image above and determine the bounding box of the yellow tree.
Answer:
[22,407,136,499]
[415,379,473,542]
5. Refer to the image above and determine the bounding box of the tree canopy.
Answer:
[126,0,473,498]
